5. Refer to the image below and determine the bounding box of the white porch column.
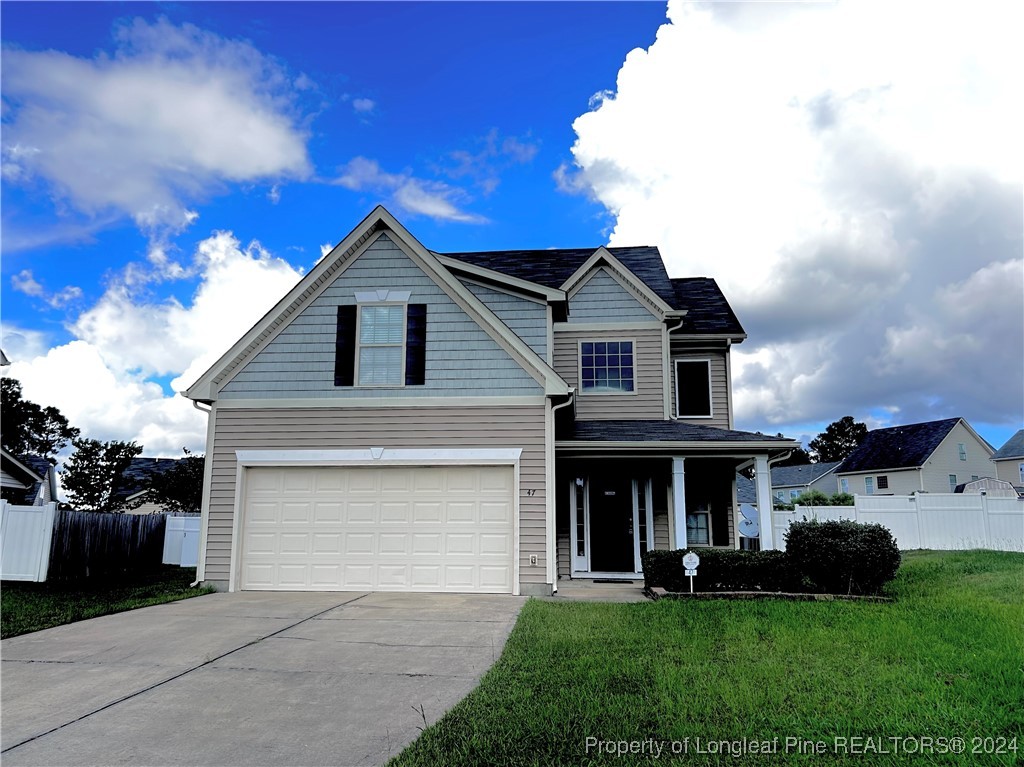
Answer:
[672,456,688,550]
[754,454,775,550]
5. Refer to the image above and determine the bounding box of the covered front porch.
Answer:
[554,420,796,581]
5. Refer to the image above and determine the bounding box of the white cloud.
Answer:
[563,0,1024,432]
[1,17,312,238]
[10,269,83,308]
[319,243,334,259]
[334,156,487,223]
[4,231,303,455]
[352,98,376,114]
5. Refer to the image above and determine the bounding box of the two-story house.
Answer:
[833,418,995,496]
[185,207,796,595]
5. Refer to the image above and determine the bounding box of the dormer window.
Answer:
[357,304,406,385]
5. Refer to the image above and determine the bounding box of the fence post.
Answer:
[980,492,992,548]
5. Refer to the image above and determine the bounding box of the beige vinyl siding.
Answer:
[568,268,657,323]
[554,327,664,420]
[919,422,997,493]
[460,279,548,360]
[204,405,547,588]
[653,511,670,550]
[994,459,1024,485]
[670,349,730,429]
[836,469,923,496]
[220,234,541,398]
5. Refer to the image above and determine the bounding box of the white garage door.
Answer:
[240,465,514,592]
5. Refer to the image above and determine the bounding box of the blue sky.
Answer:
[2,0,1021,458]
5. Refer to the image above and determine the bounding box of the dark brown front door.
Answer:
[588,475,634,572]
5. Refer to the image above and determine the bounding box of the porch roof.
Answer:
[556,420,799,452]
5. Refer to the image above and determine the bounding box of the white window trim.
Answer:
[355,302,407,388]
[674,358,714,419]
[865,476,875,495]
[840,478,849,494]
[949,474,958,492]
[877,475,889,490]
[229,447,523,595]
[686,506,712,547]
[958,442,967,461]
[577,338,638,396]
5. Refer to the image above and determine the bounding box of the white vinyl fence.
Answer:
[162,515,200,567]
[0,501,57,581]
[771,494,1024,552]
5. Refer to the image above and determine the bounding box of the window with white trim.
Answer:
[949,474,957,492]
[580,340,634,393]
[675,359,712,418]
[686,508,711,546]
[789,489,800,500]
[865,477,874,495]
[877,475,889,490]
[958,443,967,461]
[1019,463,1024,484]
[840,478,849,494]
[357,304,406,385]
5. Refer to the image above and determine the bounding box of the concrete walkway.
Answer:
[1,591,524,767]
[546,580,649,603]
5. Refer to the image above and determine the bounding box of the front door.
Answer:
[588,475,635,572]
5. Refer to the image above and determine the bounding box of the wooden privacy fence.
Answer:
[771,493,1024,552]
[47,510,167,581]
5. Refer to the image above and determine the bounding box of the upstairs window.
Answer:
[840,478,849,494]
[949,474,957,492]
[958,443,967,461]
[334,301,426,387]
[675,359,712,418]
[580,340,634,394]
[877,475,889,490]
[865,477,874,495]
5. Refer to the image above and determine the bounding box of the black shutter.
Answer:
[405,304,426,385]
[334,305,357,386]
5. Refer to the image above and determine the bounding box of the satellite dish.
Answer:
[739,503,758,521]
[739,517,760,538]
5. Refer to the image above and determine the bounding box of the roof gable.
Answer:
[671,278,746,337]
[186,207,568,401]
[838,418,963,473]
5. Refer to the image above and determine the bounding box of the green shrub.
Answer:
[829,492,855,506]
[795,489,832,506]
[642,548,797,592]
[784,519,901,595]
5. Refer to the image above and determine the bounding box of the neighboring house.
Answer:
[0,448,57,506]
[771,461,841,503]
[113,457,179,514]
[834,418,995,496]
[184,207,797,595]
[990,429,1024,492]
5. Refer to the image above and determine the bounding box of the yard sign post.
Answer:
[682,551,700,594]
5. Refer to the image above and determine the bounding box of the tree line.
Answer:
[1,378,202,513]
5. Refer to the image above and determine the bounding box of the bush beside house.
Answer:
[642,519,901,596]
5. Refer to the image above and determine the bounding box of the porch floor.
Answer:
[544,579,649,603]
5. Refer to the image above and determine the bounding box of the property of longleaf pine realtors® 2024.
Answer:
[583,736,1016,758]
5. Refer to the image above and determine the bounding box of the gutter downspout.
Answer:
[548,390,577,594]
[189,399,212,587]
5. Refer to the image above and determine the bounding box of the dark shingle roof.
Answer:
[439,246,678,308]
[771,461,841,488]
[992,429,1024,460]
[559,420,794,444]
[440,247,746,336]
[837,418,961,473]
[113,457,178,502]
[670,278,745,335]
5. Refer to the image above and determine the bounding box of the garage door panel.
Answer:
[240,465,515,593]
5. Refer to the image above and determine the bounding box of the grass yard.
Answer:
[1,566,214,639]
[391,551,1024,766]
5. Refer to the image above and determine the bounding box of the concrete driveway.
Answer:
[1,591,524,767]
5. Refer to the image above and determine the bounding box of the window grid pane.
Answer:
[360,305,404,344]
[581,340,634,393]
[358,346,403,385]
[686,512,710,545]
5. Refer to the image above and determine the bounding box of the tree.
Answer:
[774,436,813,467]
[0,378,79,462]
[61,438,143,512]
[809,416,868,463]
[148,449,205,514]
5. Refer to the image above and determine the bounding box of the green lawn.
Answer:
[1,566,214,639]
[391,551,1024,766]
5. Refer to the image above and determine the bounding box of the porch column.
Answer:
[754,454,775,550]
[672,456,688,550]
